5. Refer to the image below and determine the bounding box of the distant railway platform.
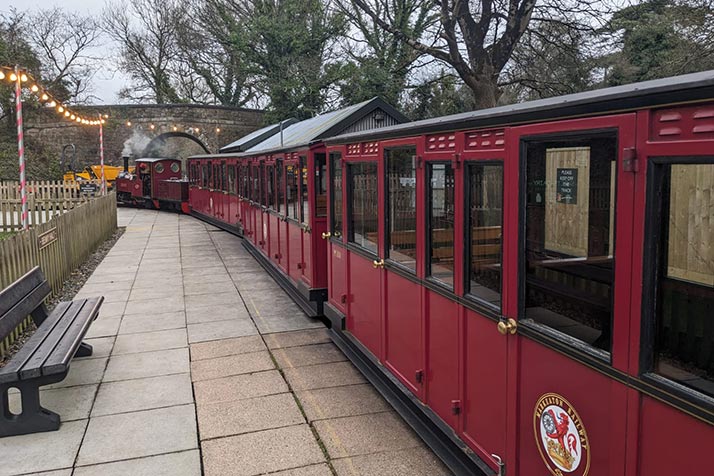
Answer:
[1,208,450,476]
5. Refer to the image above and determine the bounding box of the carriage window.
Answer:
[427,162,455,287]
[239,165,250,198]
[227,163,235,193]
[267,165,275,209]
[252,167,259,201]
[315,153,327,217]
[276,160,285,214]
[467,163,503,308]
[650,162,714,397]
[523,135,617,353]
[386,146,417,271]
[348,162,378,254]
[287,164,299,220]
[259,163,266,205]
[300,156,309,224]
[330,152,343,237]
[221,162,227,191]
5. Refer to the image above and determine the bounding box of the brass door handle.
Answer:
[372,259,385,269]
[321,232,332,240]
[497,318,517,335]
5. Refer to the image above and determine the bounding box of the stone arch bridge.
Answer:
[25,104,265,171]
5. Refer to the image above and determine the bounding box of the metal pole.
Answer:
[99,115,106,195]
[15,65,28,230]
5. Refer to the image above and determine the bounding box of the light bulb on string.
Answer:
[70,114,76,120]
[65,111,70,117]
[76,117,81,123]
[20,74,27,82]
[30,84,38,92]
[49,101,56,107]
[126,121,132,127]
[0,71,5,80]
[216,128,221,133]
[9,73,17,81]
[41,93,49,101]
[149,124,155,130]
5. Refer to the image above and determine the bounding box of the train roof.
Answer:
[135,157,181,163]
[325,69,714,144]
[238,97,409,156]
[220,118,299,153]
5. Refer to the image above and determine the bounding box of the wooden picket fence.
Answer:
[0,193,117,358]
[0,181,91,232]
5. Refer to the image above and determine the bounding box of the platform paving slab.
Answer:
[201,424,326,476]
[253,315,324,334]
[80,336,115,358]
[124,296,185,315]
[119,310,186,334]
[197,392,305,440]
[112,328,188,355]
[77,404,198,466]
[92,373,194,416]
[9,384,97,422]
[190,350,275,382]
[272,342,347,369]
[185,303,251,324]
[103,347,189,382]
[84,318,121,339]
[189,335,266,361]
[0,420,87,476]
[23,470,73,476]
[268,464,335,476]
[45,357,107,389]
[187,318,258,343]
[96,301,126,318]
[264,328,332,349]
[330,447,452,476]
[283,361,367,391]
[183,280,238,296]
[295,383,391,422]
[193,370,289,405]
[314,411,424,459]
[73,450,201,476]
[185,292,243,310]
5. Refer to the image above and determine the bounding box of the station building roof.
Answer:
[231,97,409,156]
[220,118,299,153]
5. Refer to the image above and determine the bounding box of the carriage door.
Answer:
[326,150,347,317]
[382,141,424,397]
[345,158,383,358]
[260,161,270,253]
[509,115,636,476]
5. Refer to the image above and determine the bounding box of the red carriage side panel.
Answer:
[383,271,423,397]
[347,252,382,359]
[425,290,460,430]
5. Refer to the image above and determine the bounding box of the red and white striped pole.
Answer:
[99,115,106,195]
[15,65,28,230]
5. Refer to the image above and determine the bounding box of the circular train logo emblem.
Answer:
[534,393,590,476]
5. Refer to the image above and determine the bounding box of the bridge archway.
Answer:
[141,131,210,157]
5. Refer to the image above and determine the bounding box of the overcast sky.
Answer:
[0,0,129,104]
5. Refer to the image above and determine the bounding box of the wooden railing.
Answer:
[0,181,90,231]
[0,193,117,358]
[0,192,117,293]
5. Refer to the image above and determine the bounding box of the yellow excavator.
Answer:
[61,144,133,191]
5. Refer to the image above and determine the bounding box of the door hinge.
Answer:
[451,399,461,415]
[623,147,639,173]
[340,293,347,304]
[415,369,424,384]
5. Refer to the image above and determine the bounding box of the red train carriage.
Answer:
[321,72,714,475]
[116,157,189,212]
[187,98,407,316]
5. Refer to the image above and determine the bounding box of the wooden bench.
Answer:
[0,267,103,437]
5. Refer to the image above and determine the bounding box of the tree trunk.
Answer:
[465,74,500,110]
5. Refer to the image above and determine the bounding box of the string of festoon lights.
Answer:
[2,65,110,230]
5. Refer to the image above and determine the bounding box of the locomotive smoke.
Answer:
[122,130,152,158]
